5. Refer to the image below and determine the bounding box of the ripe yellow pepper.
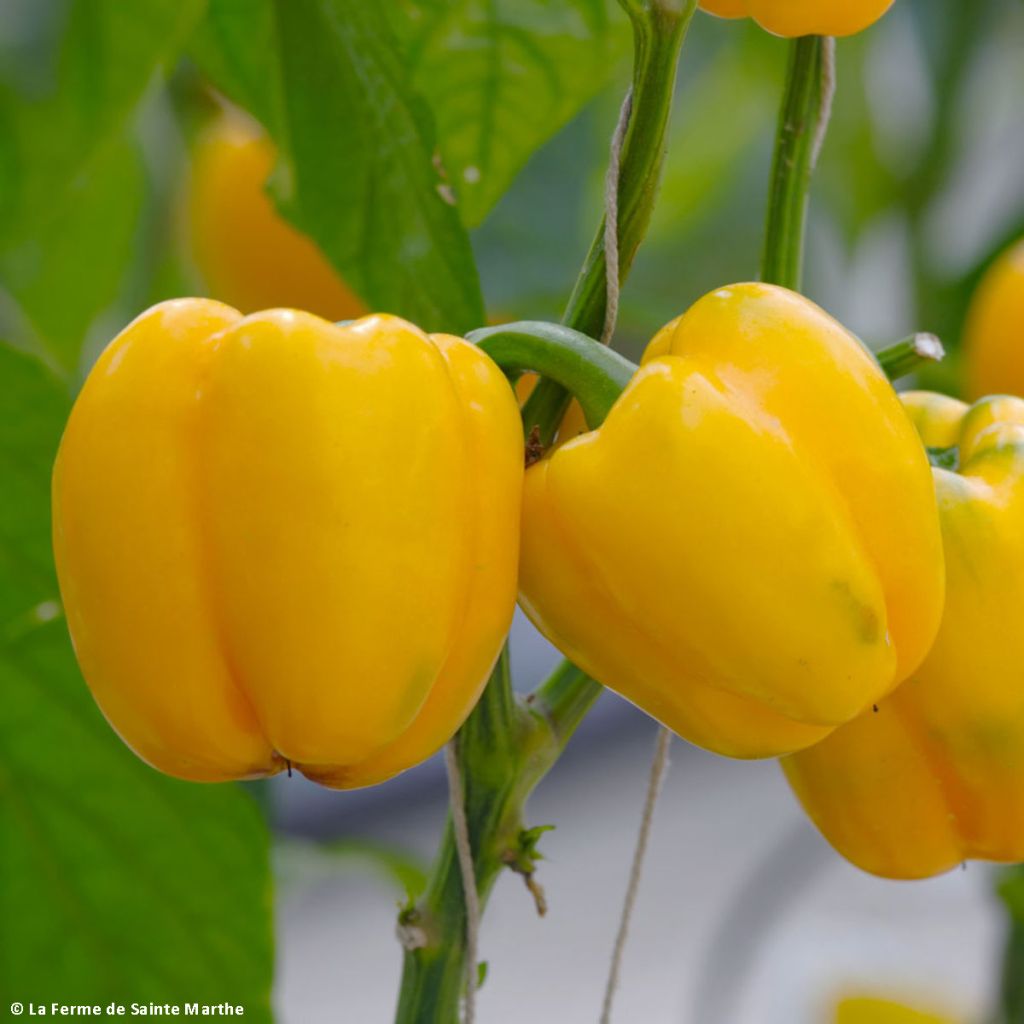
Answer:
[785,392,1024,878]
[187,110,366,320]
[963,240,1024,399]
[700,0,895,37]
[786,391,1024,880]
[52,299,523,788]
[518,283,944,758]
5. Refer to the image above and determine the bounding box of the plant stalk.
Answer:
[469,321,637,431]
[761,35,834,291]
[392,4,695,1020]
[522,0,698,445]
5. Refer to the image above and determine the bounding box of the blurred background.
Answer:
[2,0,1024,1021]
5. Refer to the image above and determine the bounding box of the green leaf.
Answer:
[0,0,204,247]
[189,1,278,129]
[0,345,274,1012]
[195,0,485,334]
[270,0,485,333]
[392,0,628,227]
[0,136,145,376]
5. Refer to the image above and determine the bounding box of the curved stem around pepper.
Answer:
[469,321,636,432]
[761,35,834,292]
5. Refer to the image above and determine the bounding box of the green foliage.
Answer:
[0,0,205,375]
[391,0,627,227]
[192,0,626,330]
[0,344,274,1014]
[270,0,484,333]
[194,0,485,334]
[0,136,145,374]
[0,0,203,246]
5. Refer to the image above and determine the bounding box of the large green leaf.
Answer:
[393,0,627,227]
[194,0,485,334]
[0,0,204,246]
[190,0,278,129]
[271,0,484,333]
[0,345,274,1012]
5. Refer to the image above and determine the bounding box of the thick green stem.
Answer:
[761,35,833,291]
[997,868,1024,1023]
[394,650,526,1021]
[522,0,698,445]
[393,655,604,1024]
[469,321,636,431]
[1000,921,1024,1023]
[393,5,691,1020]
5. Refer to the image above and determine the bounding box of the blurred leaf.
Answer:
[0,136,144,375]
[189,1,277,128]
[0,345,274,1012]
[392,0,627,227]
[0,0,204,246]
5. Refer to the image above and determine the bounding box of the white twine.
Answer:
[601,87,634,346]
[811,37,837,169]
[599,726,673,1024]
[445,740,480,1024]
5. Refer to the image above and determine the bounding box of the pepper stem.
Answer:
[875,333,945,381]
[522,0,699,445]
[469,322,636,432]
[761,35,835,291]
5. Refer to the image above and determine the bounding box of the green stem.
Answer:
[522,0,698,445]
[394,650,524,1021]
[997,867,1024,1023]
[393,4,692,1019]
[875,333,944,382]
[761,35,833,291]
[1001,921,1024,1023]
[393,656,604,1024]
[469,321,636,431]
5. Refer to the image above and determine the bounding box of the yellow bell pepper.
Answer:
[52,299,523,788]
[518,283,944,759]
[834,995,959,1024]
[187,110,366,321]
[963,240,1024,399]
[700,0,895,37]
[785,391,1024,878]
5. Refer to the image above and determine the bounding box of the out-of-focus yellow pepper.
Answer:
[518,283,944,759]
[963,240,1024,399]
[700,0,895,37]
[187,110,366,320]
[834,995,959,1024]
[52,299,523,788]
[786,392,1024,878]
